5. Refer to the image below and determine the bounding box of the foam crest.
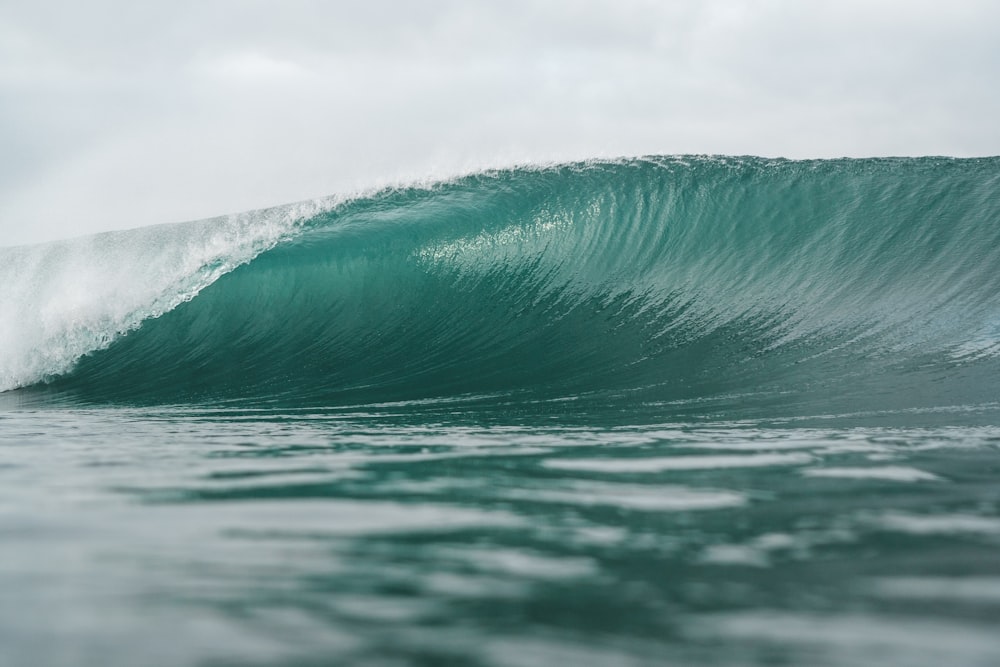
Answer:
[0,201,326,391]
[7,156,1000,419]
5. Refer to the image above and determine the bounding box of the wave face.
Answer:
[7,157,1000,421]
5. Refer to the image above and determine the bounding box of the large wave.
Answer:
[5,157,1000,420]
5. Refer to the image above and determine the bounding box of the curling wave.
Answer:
[5,156,1000,420]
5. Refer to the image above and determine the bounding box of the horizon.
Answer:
[3,152,997,249]
[2,0,999,246]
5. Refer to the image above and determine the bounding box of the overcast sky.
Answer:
[2,0,999,246]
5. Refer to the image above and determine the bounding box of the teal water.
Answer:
[2,157,1000,665]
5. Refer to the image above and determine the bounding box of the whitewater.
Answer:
[2,156,1000,666]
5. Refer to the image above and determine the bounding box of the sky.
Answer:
[2,0,999,246]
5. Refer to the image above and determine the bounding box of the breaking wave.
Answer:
[5,156,1000,421]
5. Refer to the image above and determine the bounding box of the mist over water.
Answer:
[2,156,1000,666]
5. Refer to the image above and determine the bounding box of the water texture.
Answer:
[2,156,1000,665]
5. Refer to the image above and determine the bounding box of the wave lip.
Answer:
[7,156,1000,420]
[0,200,328,392]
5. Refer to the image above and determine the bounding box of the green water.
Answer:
[2,157,1000,664]
[2,409,1000,666]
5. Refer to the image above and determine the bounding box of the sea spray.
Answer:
[6,156,1000,420]
[3,156,1000,667]
[0,200,330,390]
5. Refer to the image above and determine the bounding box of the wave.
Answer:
[5,156,1000,420]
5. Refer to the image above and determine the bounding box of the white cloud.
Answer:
[200,52,312,83]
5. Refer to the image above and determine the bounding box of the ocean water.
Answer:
[2,156,1000,666]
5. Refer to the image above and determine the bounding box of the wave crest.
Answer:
[8,156,1000,419]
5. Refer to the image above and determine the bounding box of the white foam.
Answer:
[681,439,825,451]
[541,453,812,473]
[868,577,1000,603]
[802,466,941,482]
[501,481,746,511]
[434,547,596,580]
[700,544,769,567]
[0,201,327,392]
[687,611,1000,664]
[873,512,1000,535]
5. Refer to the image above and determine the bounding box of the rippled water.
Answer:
[4,157,1000,665]
[3,407,999,666]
